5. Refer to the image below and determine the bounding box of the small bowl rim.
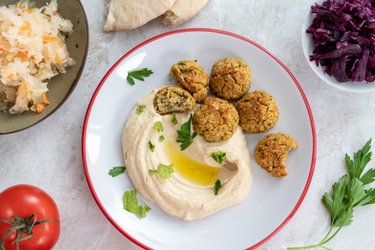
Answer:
[0,0,89,135]
[301,1,375,93]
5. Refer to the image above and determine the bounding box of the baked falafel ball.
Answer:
[192,97,239,142]
[210,58,251,100]
[254,133,298,177]
[153,86,196,115]
[237,90,279,133]
[170,60,209,103]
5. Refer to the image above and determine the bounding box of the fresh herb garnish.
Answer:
[108,166,126,177]
[154,121,163,132]
[123,189,151,219]
[214,180,222,195]
[159,135,165,142]
[171,112,178,125]
[149,163,174,179]
[148,140,155,152]
[288,139,375,250]
[136,104,146,115]
[176,114,197,151]
[126,68,153,86]
[211,151,227,164]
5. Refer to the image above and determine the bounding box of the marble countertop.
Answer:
[1,0,375,249]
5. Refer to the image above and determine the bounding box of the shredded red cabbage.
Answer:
[307,0,375,82]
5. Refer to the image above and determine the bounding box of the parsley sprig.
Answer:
[214,180,222,195]
[288,139,375,250]
[108,166,126,177]
[136,104,146,115]
[211,151,227,164]
[126,68,153,86]
[149,163,174,179]
[123,189,151,218]
[176,114,197,150]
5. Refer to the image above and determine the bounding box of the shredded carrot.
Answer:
[18,4,25,12]
[28,8,34,13]
[35,103,45,113]
[41,92,50,105]
[7,74,14,79]
[43,36,60,43]
[20,21,31,31]
[0,47,11,55]
[18,51,28,61]
[55,53,62,64]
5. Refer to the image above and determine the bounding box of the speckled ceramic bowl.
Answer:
[0,0,88,134]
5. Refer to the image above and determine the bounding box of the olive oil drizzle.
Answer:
[166,142,220,186]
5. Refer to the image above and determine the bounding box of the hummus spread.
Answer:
[122,90,252,220]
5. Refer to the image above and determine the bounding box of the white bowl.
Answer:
[301,2,375,92]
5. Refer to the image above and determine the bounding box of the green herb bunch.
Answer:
[288,139,375,250]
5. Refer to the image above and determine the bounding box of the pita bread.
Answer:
[104,0,176,31]
[163,0,208,26]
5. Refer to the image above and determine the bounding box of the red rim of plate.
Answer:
[81,28,317,250]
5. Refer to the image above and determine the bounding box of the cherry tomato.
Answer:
[0,184,60,250]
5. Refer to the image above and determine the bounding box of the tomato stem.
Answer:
[0,214,59,250]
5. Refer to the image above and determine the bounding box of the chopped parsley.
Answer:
[154,121,163,132]
[211,151,227,164]
[171,112,178,125]
[149,163,174,179]
[108,166,126,177]
[159,135,165,142]
[176,114,197,151]
[136,104,146,115]
[214,180,222,195]
[148,140,155,152]
[126,68,153,86]
[123,189,151,218]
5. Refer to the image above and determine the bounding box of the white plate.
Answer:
[301,1,375,93]
[82,28,316,250]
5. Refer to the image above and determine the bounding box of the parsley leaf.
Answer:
[126,68,153,86]
[211,151,227,164]
[364,188,375,205]
[360,168,375,185]
[108,166,126,177]
[123,189,151,218]
[148,141,155,152]
[214,180,222,195]
[159,135,165,142]
[171,112,178,125]
[149,163,174,179]
[176,114,197,150]
[288,139,375,250]
[322,175,349,225]
[346,139,372,179]
[136,104,146,115]
[154,121,163,132]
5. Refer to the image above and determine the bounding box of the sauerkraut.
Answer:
[0,0,75,114]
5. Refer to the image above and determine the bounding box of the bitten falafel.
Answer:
[209,58,251,100]
[170,60,209,103]
[153,86,196,115]
[254,133,298,177]
[237,90,279,133]
[192,97,239,142]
